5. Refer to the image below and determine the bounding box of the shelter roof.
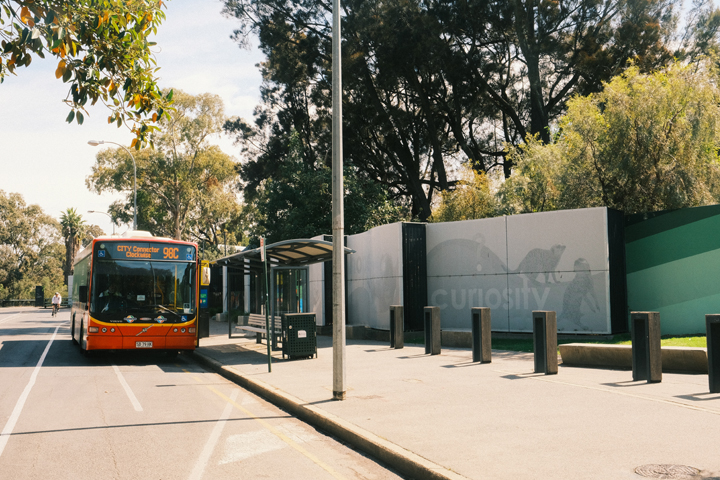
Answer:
[211,238,354,273]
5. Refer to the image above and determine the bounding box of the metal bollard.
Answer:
[390,305,404,349]
[706,315,720,393]
[631,311,662,383]
[471,307,492,363]
[532,311,558,375]
[424,306,441,355]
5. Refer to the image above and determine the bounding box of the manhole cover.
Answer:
[634,464,700,479]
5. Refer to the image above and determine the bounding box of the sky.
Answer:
[0,0,265,235]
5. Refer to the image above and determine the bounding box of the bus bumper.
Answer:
[86,335,196,350]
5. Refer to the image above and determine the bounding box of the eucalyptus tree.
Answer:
[86,90,240,241]
[1,0,173,146]
[0,191,63,300]
[222,0,684,220]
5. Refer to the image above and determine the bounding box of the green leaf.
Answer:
[77,112,84,125]
[166,89,173,101]
[62,68,72,83]
[66,110,75,123]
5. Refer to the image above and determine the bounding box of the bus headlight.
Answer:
[89,327,99,333]
[101,328,107,333]
[189,328,195,333]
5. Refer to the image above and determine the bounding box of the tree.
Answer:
[222,0,685,220]
[497,136,565,214]
[501,62,720,214]
[246,131,407,243]
[86,90,241,242]
[0,191,64,301]
[430,165,498,223]
[1,0,173,146]
[59,207,86,284]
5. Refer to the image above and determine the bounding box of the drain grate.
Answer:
[634,464,701,479]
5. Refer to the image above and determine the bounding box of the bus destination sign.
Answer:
[96,242,196,262]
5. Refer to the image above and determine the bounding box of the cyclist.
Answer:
[51,292,62,317]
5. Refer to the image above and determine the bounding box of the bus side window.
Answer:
[79,286,88,303]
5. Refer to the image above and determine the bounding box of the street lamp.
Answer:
[88,140,137,231]
[87,210,116,235]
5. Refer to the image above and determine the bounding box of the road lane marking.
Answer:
[0,324,61,459]
[112,365,143,412]
[0,313,22,325]
[219,430,285,464]
[183,370,346,480]
[188,389,240,480]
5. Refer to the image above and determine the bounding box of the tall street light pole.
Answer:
[88,140,138,231]
[332,0,346,401]
[87,210,116,235]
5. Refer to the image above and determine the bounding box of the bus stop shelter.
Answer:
[212,238,355,346]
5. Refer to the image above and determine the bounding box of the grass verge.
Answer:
[491,334,707,353]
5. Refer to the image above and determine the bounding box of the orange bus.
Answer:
[70,232,199,354]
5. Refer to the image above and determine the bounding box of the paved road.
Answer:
[0,309,402,480]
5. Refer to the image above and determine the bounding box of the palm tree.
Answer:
[60,208,86,284]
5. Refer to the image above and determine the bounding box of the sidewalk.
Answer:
[193,320,720,480]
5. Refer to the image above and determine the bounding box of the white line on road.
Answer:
[112,365,143,412]
[0,313,22,325]
[0,324,61,459]
[188,389,240,480]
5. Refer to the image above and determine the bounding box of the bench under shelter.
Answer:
[212,238,354,350]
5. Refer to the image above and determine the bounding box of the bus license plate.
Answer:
[136,341,153,348]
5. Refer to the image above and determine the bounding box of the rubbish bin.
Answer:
[631,311,662,383]
[282,313,317,359]
[34,286,44,308]
[533,311,558,375]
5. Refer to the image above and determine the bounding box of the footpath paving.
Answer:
[198,321,719,480]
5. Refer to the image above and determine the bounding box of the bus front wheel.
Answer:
[79,321,88,355]
[71,316,78,345]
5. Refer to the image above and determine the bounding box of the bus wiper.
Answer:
[127,305,179,318]
[147,304,180,317]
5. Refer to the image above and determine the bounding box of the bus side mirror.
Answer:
[78,286,88,303]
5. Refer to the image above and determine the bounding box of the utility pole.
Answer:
[332,0,346,401]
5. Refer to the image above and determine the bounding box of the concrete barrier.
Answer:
[631,311,662,383]
[390,305,404,349]
[533,311,558,375]
[424,307,441,355]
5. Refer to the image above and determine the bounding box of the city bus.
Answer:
[70,231,199,354]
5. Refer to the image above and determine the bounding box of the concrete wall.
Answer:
[426,208,613,334]
[626,204,720,335]
[347,223,403,329]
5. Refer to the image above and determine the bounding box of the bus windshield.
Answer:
[91,259,196,323]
